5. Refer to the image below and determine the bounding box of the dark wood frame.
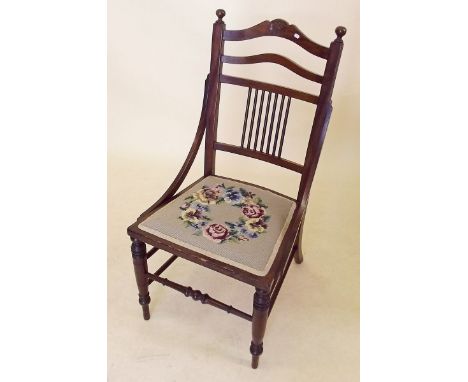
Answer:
[127,9,346,369]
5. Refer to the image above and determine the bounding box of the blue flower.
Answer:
[224,189,243,203]
[195,203,210,212]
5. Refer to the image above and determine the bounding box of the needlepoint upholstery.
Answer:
[139,176,296,276]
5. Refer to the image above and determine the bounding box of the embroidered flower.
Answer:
[180,207,202,223]
[179,183,271,243]
[223,188,243,204]
[193,185,223,205]
[242,205,265,218]
[194,203,209,212]
[203,223,229,243]
[180,202,191,210]
[245,218,268,234]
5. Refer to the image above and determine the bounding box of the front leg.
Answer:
[131,238,151,320]
[250,288,270,369]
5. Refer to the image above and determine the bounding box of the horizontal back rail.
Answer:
[214,142,303,173]
[220,74,318,104]
[223,19,329,59]
[221,54,323,84]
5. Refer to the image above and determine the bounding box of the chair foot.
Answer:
[250,342,262,369]
[251,355,259,369]
[250,289,270,369]
[139,293,151,320]
[132,238,151,320]
[293,248,304,264]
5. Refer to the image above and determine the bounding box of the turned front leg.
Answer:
[250,288,270,369]
[131,238,151,320]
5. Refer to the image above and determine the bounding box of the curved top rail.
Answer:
[221,53,323,84]
[223,19,330,59]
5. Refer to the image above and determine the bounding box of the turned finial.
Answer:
[335,26,347,41]
[216,9,226,21]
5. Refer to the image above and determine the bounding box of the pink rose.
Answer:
[203,223,229,243]
[242,205,264,218]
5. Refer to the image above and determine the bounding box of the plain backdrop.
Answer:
[108,1,359,381]
[3,1,468,381]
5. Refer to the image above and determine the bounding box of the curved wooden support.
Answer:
[251,288,270,369]
[222,54,323,84]
[224,19,329,59]
[138,76,210,220]
[131,238,151,320]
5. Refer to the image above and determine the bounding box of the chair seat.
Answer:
[138,175,296,276]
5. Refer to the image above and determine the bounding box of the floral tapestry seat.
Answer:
[139,175,296,276]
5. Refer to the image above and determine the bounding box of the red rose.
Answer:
[242,205,264,218]
[203,223,229,243]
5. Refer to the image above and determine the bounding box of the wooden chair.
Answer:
[127,9,346,368]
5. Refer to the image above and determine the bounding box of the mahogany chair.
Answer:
[127,9,346,368]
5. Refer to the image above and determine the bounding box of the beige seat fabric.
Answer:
[139,175,296,276]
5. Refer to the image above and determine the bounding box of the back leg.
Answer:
[294,221,304,264]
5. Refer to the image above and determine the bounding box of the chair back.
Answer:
[204,9,346,204]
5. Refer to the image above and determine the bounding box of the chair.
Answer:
[127,9,346,368]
